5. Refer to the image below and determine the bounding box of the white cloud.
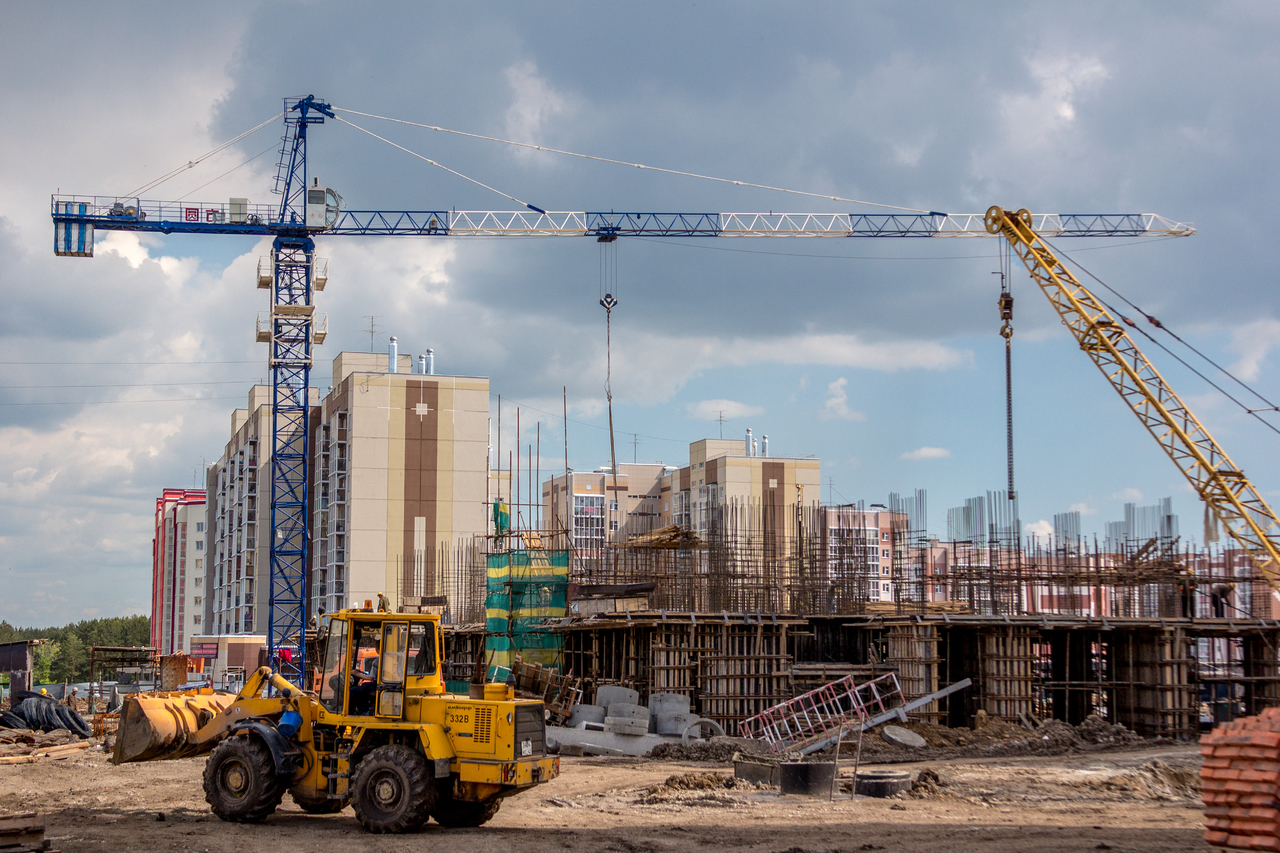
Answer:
[999,53,1109,142]
[1068,501,1098,516]
[1228,318,1280,382]
[900,446,950,461]
[1111,487,1144,502]
[504,60,571,153]
[1024,519,1054,539]
[685,399,763,421]
[822,378,865,421]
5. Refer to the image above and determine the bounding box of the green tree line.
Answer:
[0,616,150,684]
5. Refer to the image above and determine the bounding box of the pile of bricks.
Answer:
[1201,709,1280,849]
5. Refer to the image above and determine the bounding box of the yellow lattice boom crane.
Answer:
[984,206,1280,597]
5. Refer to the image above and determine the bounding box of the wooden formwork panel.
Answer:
[1108,627,1196,738]
[979,625,1035,720]
[884,621,941,722]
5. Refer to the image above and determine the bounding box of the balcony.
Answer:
[333,550,346,564]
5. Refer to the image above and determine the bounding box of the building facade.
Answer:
[310,352,491,618]
[152,488,207,654]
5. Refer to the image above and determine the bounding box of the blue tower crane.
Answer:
[50,96,1195,686]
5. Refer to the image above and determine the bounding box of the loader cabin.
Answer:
[315,610,444,721]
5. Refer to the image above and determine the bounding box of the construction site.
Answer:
[5,45,1280,850]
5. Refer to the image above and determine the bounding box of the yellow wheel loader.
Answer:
[114,609,559,833]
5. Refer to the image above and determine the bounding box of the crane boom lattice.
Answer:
[984,205,1280,595]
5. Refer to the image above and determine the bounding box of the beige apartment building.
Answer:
[310,352,490,618]
[205,350,491,636]
[541,433,822,555]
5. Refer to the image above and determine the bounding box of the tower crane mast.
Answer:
[50,96,1195,686]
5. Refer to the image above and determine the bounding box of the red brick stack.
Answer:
[1202,709,1280,849]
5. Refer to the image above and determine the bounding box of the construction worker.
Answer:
[377,592,391,613]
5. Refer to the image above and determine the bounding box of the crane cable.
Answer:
[599,239,621,543]
[332,106,930,214]
[1044,239,1280,439]
[125,112,284,199]
[996,241,1016,501]
[332,115,547,213]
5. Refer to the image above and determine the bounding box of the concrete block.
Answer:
[595,685,639,708]
[647,692,691,716]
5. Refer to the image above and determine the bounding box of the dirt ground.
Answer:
[0,741,1212,853]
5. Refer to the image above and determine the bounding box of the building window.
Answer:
[610,520,619,532]
[195,541,204,551]
[882,531,889,541]
[882,549,889,558]
[609,500,618,512]
[195,559,203,569]
[882,583,890,592]
[196,522,205,532]
[193,615,201,625]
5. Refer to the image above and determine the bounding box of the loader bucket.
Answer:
[113,689,236,764]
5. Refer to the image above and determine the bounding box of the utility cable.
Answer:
[0,395,247,407]
[0,379,260,390]
[333,115,547,213]
[1047,238,1280,422]
[333,106,929,213]
[126,113,284,199]
[0,359,259,366]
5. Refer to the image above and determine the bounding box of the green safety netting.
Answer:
[484,549,569,669]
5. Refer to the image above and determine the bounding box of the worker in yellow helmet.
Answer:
[377,592,391,613]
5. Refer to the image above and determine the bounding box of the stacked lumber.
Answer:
[0,812,57,853]
[1201,709,1280,849]
[0,728,91,765]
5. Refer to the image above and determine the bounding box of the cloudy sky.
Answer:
[4,2,1280,624]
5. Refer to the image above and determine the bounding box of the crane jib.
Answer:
[50,197,1195,254]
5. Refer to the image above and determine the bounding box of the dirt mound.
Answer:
[635,771,763,806]
[646,736,770,762]
[1078,714,1143,747]
[1074,759,1201,801]
[908,768,949,798]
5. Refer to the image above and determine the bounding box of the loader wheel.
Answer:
[350,745,434,833]
[291,789,348,814]
[204,736,285,823]
[433,798,501,828]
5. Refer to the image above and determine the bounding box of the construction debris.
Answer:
[0,813,56,853]
[0,727,91,765]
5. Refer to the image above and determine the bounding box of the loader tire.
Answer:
[351,744,434,833]
[290,790,348,814]
[204,736,285,823]
[433,797,501,828]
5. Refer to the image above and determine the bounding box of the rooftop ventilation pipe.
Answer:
[388,336,398,373]
[425,348,435,375]
[745,428,753,457]
[762,435,769,457]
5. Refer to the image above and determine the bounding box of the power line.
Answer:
[0,395,247,407]
[0,360,260,366]
[0,379,261,390]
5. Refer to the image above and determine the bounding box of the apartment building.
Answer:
[542,432,822,551]
[310,352,490,618]
[542,463,670,565]
[151,488,207,654]
[667,436,821,538]
[205,385,315,637]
